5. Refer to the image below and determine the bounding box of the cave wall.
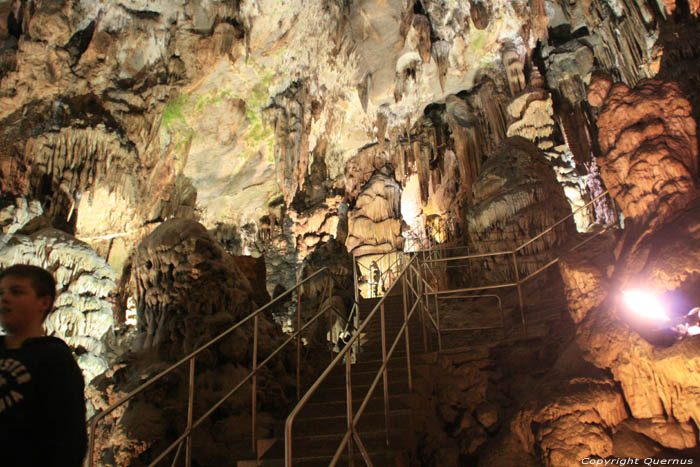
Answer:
[1,0,700,465]
[0,0,674,280]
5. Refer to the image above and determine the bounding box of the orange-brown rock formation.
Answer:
[596,80,698,229]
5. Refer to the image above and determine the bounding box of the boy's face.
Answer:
[0,276,50,334]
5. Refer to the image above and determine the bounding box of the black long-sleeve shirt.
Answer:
[0,335,87,467]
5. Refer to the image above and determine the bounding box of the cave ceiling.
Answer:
[0,0,691,275]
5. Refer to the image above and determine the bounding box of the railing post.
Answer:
[326,273,333,360]
[353,253,359,305]
[380,301,391,446]
[186,358,195,467]
[345,344,355,466]
[418,261,428,352]
[252,314,259,453]
[296,290,302,400]
[402,267,413,392]
[435,291,441,352]
[512,251,526,335]
[87,419,97,466]
[468,246,473,281]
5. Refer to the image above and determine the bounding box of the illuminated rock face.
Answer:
[88,218,294,466]
[573,200,700,425]
[466,137,574,281]
[550,78,700,464]
[0,202,115,384]
[595,80,698,229]
[128,218,256,355]
[346,168,403,257]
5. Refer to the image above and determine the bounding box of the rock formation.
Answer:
[0,0,699,465]
[347,168,403,257]
[125,219,257,355]
[465,137,574,282]
[0,198,115,383]
[594,79,698,229]
[546,76,700,465]
[88,218,294,466]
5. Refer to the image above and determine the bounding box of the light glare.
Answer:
[622,290,670,322]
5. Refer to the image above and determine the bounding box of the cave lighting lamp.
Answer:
[621,290,671,322]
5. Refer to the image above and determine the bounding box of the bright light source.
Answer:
[622,290,671,322]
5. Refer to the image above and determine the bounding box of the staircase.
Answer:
[88,195,613,467]
[240,290,430,466]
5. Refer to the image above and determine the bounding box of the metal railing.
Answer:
[353,250,406,299]
[286,252,432,466]
[87,187,618,466]
[86,267,347,467]
[417,189,618,345]
[282,190,619,465]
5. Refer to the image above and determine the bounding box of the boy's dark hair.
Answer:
[0,264,56,318]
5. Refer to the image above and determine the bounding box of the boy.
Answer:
[0,264,87,467]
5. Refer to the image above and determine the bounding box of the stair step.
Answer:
[292,409,411,437]
[347,357,410,373]
[325,365,409,388]
[297,394,410,421]
[257,428,411,464]
[314,379,410,402]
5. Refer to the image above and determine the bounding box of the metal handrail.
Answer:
[280,189,618,465]
[87,266,341,467]
[353,249,405,298]
[426,293,505,333]
[517,188,612,253]
[416,190,616,337]
[285,254,421,466]
[329,292,423,465]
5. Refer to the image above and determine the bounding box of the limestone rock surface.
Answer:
[466,137,574,282]
[596,80,698,229]
[0,221,115,383]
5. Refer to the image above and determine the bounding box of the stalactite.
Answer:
[470,1,491,30]
[446,95,481,206]
[413,140,430,203]
[432,40,451,92]
[356,73,371,114]
[265,82,314,207]
[556,98,592,166]
[412,14,432,64]
[555,0,659,86]
[376,111,388,152]
[501,42,526,97]
[530,0,549,41]
[450,128,472,206]
[476,79,508,152]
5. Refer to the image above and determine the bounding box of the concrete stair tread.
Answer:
[313,381,410,402]
[296,394,411,421]
[291,410,411,437]
[257,428,411,463]
[324,366,409,388]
